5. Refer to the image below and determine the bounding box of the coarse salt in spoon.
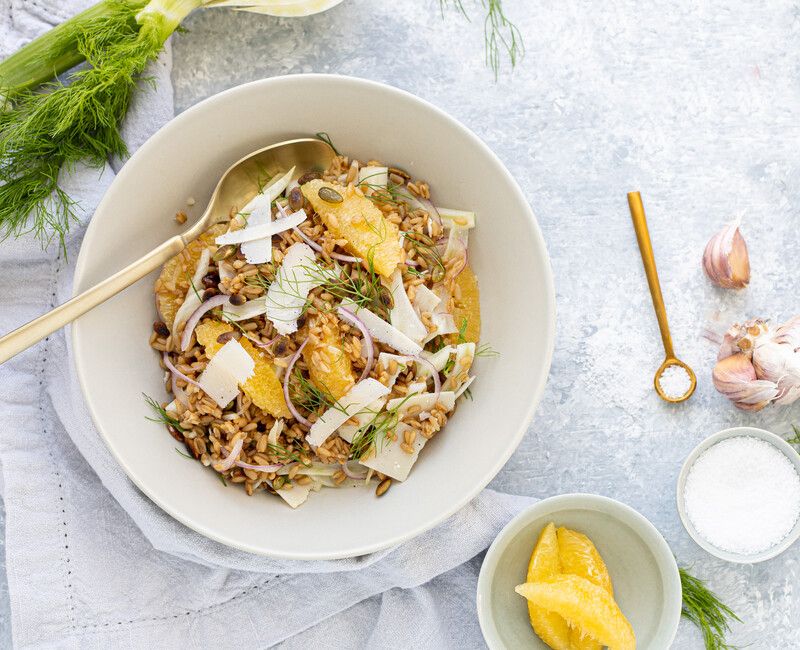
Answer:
[627,191,697,403]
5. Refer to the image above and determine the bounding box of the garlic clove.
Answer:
[702,221,750,289]
[712,352,778,410]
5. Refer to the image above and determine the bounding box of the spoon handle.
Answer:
[0,236,185,365]
[627,191,675,360]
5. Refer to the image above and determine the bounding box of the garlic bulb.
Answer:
[702,220,750,289]
[713,317,800,410]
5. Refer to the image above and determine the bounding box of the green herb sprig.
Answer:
[680,567,740,650]
[439,0,524,79]
[349,392,419,460]
[143,392,184,432]
[785,424,800,447]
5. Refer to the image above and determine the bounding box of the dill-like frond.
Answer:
[143,392,184,432]
[0,0,172,249]
[438,0,524,79]
[348,392,419,460]
[402,231,446,282]
[680,567,740,650]
[314,132,340,155]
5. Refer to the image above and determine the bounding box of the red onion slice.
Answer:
[283,338,313,427]
[180,294,230,351]
[163,352,202,390]
[214,435,244,472]
[337,306,375,381]
[411,355,441,400]
[219,446,283,473]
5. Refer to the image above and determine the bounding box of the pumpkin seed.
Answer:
[318,186,343,203]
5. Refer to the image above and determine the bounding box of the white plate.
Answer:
[72,74,555,559]
[477,494,681,649]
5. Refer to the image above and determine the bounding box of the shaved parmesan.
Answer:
[172,248,211,333]
[239,207,272,264]
[198,339,255,407]
[266,242,321,335]
[337,397,387,443]
[359,423,425,481]
[386,391,456,419]
[306,378,390,448]
[341,301,422,356]
[275,482,312,508]
[215,208,307,246]
[377,352,413,388]
[238,168,296,263]
[388,269,427,342]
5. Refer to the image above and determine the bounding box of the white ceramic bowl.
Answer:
[676,426,800,563]
[72,74,555,559]
[477,494,682,649]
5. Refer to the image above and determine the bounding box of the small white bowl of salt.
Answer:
[677,426,800,563]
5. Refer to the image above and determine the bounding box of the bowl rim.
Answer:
[476,493,682,650]
[676,425,800,564]
[71,73,557,559]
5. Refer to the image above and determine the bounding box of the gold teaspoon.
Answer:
[627,191,696,403]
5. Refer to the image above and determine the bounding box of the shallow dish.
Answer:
[476,494,681,649]
[676,426,800,563]
[71,74,555,559]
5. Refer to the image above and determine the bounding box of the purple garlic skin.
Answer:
[713,317,800,410]
[703,221,750,289]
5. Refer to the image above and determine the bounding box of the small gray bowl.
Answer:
[676,426,800,564]
[476,494,681,649]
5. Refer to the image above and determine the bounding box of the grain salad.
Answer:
[148,150,483,508]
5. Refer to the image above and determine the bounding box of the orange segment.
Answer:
[526,523,571,650]
[301,179,402,277]
[450,265,481,344]
[515,575,636,650]
[195,319,290,418]
[303,317,355,400]
[557,527,613,650]
[155,224,227,330]
[239,339,291,418]
[557,527,613,595]
[195,319,231,357]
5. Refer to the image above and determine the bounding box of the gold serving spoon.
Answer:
[0,137,335,365]
[627,191,697,403]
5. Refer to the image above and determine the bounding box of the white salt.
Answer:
[658,364,692,399]
[684,436,800,555]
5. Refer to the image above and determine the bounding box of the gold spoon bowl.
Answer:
[0,137,335,365]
